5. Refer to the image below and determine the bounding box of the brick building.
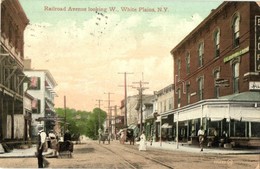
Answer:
[169,2,260,147]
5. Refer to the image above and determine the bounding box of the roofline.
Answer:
[170,1,228,55]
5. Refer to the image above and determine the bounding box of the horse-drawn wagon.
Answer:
[99,129,110,144]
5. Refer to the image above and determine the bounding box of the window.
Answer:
[163,100,166,112]
[198,42,204,67]
[177,88,181,107]
[233,62,239,93]
[232,14,240,48]
[186,52,190,74]
[29,77,41,90]
[186,83,190,104]
[214,29,220,57]
[168,98,173,110]
[32,99,41,114]
[198,77,204,100]
[177,58,181,81]
[214,70,220,98]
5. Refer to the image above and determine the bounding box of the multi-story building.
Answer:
[0,0,29,141]
[24,59,57,138]
[154,84,174,141]
[170,2,260,147]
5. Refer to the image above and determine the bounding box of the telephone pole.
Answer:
[64,96,67,133]
[132,80,149,133]
[104,92,114,130]
[118,72,133,127]
[96,99,103,130]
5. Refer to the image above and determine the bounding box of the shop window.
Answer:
[251,122,260,137]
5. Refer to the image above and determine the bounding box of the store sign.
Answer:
[215,78,230,87]
[255,16,260,72]
[249,81,260,90]
[223,46,249,63]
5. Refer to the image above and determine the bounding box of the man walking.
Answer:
[37,125,49,168]
[198,126,205,152]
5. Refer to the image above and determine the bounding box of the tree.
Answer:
[55,107,107,140]
[85,108,107,139]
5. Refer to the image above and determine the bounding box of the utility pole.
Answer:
[96,99,103,131]
[64,96,67,133]
[118,72,133,127]
[132,80,149,134]
[104,92,114,131]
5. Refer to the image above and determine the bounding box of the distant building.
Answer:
[23,59,57,137]
[170,2,260,147]
[154,84,174,141]
[0,0,29,141]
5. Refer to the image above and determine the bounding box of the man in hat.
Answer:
[37,125,49,168]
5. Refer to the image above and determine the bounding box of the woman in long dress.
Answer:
[139,131,146,151]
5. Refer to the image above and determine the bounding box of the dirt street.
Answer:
[0,140,259,169]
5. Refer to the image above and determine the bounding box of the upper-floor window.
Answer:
[186,52,190,74]
[233,62,239,93]
[232,14,240,48]
[163,100,166,112]
[168,98,173,110]
[186,83,190,104]
[177,88,181,107]
[214,70,220,98]
[28,76,41,90]
[214,29,220,57]
[198,42,204,67]
[197,76,204,100]
[177,58,181,81]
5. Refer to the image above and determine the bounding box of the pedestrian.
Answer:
[139,131,147,151]
[36,125,49,168]
[64,130,72,142]
[48,130,58,157]
[120,130,125,144]
[198,126,205,152]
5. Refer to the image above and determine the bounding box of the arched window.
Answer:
[233,62,239,93]
[214,29,220,57]
[232,14,240,48]
[198,42,204,67]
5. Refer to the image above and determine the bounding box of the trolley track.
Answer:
[97,142,174,169]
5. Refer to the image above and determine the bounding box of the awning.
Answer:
[161,123,172,129]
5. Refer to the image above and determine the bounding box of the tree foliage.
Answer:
[55,107,107,139]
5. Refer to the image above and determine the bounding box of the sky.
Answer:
[19,0,223,112]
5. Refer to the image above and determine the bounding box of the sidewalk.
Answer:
[146,141,260,155]
[0,140,259,158]
[0,145,53,158]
